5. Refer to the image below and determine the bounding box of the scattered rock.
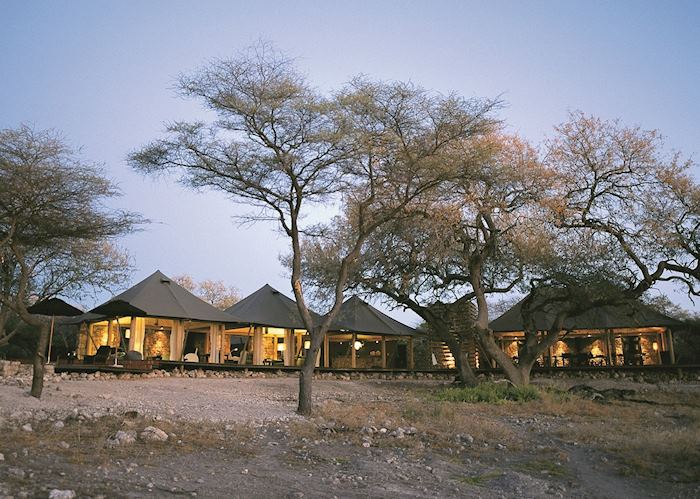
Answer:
[21,423,33,432]
[8,467,26,479]
[140,426,168,442]
[0,360,21,377]
[457,433,474,444]
[48,490,76,499]
[53,421,65,429]
[107,430,137,447]
[58,441,70,449]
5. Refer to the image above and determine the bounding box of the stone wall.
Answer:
[144,329,171,360]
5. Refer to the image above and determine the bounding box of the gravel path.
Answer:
[0,377,440,423]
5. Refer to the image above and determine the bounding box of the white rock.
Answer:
[21,423,33,432]
[54,421,65,429]
[0,452,4,461]
[8,467,25,478]
[107,430,137,447]
[139,426,168,442]
[48,489,76,499]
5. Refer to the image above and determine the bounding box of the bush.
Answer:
[435,382,540,404]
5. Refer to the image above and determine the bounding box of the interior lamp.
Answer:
[652,342,659,351]
[303,340,311,350]
[277,343,286,352]
[353,340,363,351]
[124,329,130,339]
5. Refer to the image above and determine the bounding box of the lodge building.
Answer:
[71,270,684,372]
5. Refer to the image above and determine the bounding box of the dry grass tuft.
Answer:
[2,414,257,465]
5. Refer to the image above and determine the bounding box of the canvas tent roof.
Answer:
[89,270,240,323]
[329,296,418,337]
[225,284,321,329]
[27,298,83,317]
[63,312,106,325]
[489,295,684,333]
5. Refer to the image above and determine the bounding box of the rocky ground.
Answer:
[1,368,699,498]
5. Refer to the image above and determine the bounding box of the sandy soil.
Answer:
[0,377,426,422]
[1,376,699,498]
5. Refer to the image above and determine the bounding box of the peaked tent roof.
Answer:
[63,312,107,325]
[489,295,684,333]
[329,296,418,336]
[27,298,83,317]
[225,284,321,329]
[89,270,240,323]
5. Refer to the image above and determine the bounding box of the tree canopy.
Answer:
[0,125,142,396]
[130,42,500,413]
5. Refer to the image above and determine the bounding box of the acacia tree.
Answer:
[468,112,700,385]
[301,133,544,385]
[130,44,498,414]
[0,126,140,397]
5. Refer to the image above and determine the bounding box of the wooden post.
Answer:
[408,336,414,369]
[381,336,387,369]
[351,332,357,369]
[667,328,676,364]
[323,334,329,368]
[253,327,263,365]
[283,329,292,366]
[603,329,614,366]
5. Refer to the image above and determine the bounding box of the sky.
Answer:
[2,0,699,323]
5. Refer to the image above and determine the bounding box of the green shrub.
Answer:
[435,382,540,404]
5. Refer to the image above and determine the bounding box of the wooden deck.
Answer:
[54,359,700,376]
[54,359,154,374]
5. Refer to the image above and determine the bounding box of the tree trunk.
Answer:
[472,326,532,386]
[444,336,478,386]
[31,323,49,398]
[509,365,531,386]
[297,332,324,416]
[297,359,315,416]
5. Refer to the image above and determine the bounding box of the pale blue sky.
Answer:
[2,0,699,321]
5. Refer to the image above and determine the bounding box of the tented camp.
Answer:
[488,296,683,367]
[326,296,417,369]
[223,286,418,368]
[223,284,319,366]
[74,271,241,363]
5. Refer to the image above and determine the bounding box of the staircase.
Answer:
[431,338,484,369]
[431,341,455,368]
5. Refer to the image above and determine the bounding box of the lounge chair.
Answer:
[184,348,199,362]
[84,345,115,364]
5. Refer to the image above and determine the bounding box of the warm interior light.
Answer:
[124,329,130,339]
[303,340,311,350]
[277,343,286,352]
[652,341,659,351]
[354,340,363,351]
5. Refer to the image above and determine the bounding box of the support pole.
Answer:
[381,336,387,369]
[667,328,676,364]
[47,315,55,364]
[323,334,329,368]
[351,332,357,369]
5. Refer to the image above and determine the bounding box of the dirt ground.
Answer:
[1,376,699,498]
